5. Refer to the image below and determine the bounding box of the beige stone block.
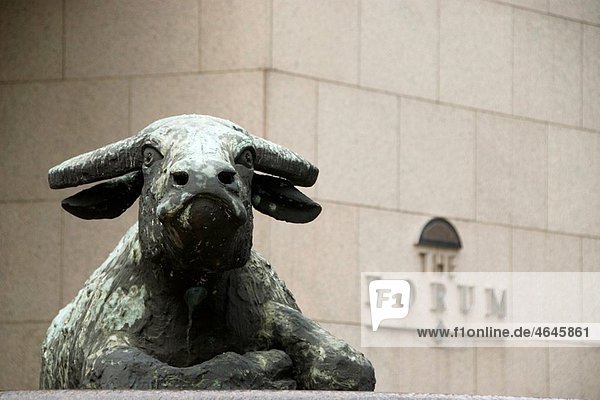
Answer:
[131,72,264,134]
[503,0,548,11]
[0,80,129,201]
[513,229,581,272]
[317,83,398,208]
[266,72,317,198]
[548,126,600,236]
[0,323,47,389]
[582,347,600,399]
[200,0,270,71]
[440,0,512,113]
[266,72,316,159]
[364,347,441,393]
[453,221,512,272]
[512,231,582,323]
[403,348,443,393]
[363,347,404,392]
[317,322,361,351]
[512,228,546,272]
[61,206,138,306]
[549,348,583,398]
[399,99,475,219]
[583,25,600,131]
[269,202,359,323]
[583,238,600,272]
[512,273,581,323]
[0,203,60,322]
[476,348,506,395]
[505,348,548,397]
[359,208,430,273]
[514,11,582,126]
[582,238,599,326]
[437,348,476,394]
[548,0,600,23]
[548,0,583,20]
[65,0,198,77]
[545,233,582,272]
[583,0,600,24]
[582,270,600,322]
[360,0,438,99]
[251,211,272,260]
[477,118,513,227]
[476,114,547,229]
[0,0,62,81]
[367,347,474,394]
[272,0,359,83]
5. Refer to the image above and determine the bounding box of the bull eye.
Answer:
[142,146,162,167]
[235,148,254,169]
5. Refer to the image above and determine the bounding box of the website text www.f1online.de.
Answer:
[416,325,591,339]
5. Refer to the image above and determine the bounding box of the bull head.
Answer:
[48,115,321,275]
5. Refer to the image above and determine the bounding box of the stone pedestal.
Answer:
[0,392,576,400]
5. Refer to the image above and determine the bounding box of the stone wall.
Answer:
[0,0,598,398]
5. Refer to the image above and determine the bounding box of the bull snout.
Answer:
[170,164,239,195]
[157,160,250,247]
[154,160,252,270]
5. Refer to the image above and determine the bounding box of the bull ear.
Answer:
[61,171,143,220]
[251,174,321,223]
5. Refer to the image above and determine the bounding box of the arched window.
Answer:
[417,217,461,250]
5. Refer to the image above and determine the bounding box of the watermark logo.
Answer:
[369,279,411,331]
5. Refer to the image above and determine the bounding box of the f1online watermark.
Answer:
[361,272,600,348]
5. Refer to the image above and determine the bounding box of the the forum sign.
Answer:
[361,218,599,347]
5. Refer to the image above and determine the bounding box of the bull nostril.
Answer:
[172,171,189,186]
[218,170,236,185]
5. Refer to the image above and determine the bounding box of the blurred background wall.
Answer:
[0,0,599,397]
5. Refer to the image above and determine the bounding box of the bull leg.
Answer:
[83,346,296,389]
[266,302,375,390]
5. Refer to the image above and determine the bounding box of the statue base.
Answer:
[0,391,577,400]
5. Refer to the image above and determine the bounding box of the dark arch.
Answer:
[418,217,462,249]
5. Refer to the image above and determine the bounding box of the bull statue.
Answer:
[40,115,375,391]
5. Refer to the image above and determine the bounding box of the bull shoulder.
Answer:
[41,224,143,388]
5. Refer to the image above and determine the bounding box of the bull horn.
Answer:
[48,134,146,189]
[252,136,319,187]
